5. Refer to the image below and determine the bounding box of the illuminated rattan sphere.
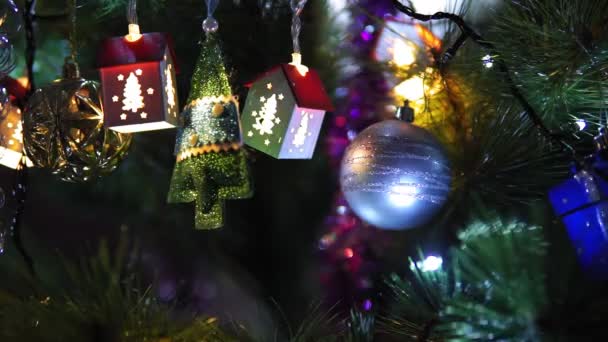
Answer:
[23,61,132,182]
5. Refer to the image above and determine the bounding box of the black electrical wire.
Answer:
[392,0,581,162]
[10,0,36,277]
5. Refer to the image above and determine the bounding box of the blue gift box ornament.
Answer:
[549,130,608,278]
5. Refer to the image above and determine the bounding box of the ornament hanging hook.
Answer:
[64,0,80,78]
[202,0,220,34]
[125,0,142,42]
[68,0,77,63]
[289,0,309,76]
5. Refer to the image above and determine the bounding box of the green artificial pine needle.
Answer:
[228,302,344,342]
[380,251,451,341]
[187,34,233,102]
[416,34,570,206]
[0,237,233,342]
[490,0,608,133]
[344,310,375,342]
[379,218,551,341]
[440,218,548,341]
[288,303,341,342]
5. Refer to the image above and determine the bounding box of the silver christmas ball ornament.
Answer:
[340,119,451,230]
[202,17,219,33]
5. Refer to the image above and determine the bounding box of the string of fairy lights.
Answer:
[0,0,605,302]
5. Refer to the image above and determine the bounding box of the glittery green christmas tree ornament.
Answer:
[168,30,252,230]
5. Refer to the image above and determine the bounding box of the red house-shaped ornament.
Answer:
[241,54,334,159]
[98,32,179,133]
[0,77,30,169]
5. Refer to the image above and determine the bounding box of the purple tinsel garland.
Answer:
[319,0,395,312]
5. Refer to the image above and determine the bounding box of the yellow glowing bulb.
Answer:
[415,24,442,51]
[125,24,143,42]
[17,76,29,90]
[391,40,417,68]
[394,76,426,101]
[289,53,309,76]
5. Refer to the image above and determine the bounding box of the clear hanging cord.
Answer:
[64,0,80,78]
[289,0,309,75]
[127,0,138,25]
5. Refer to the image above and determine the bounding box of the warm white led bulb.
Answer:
[125,24,143,42]
[482,54,494,68]
[394,76,426,101]
[391,40,417,67]
[290,53,309,76]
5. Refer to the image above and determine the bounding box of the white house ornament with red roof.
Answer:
[98,27,179,133]
[241,54,334,159]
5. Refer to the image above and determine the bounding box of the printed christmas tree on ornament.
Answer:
[253,94,280,136]
[122,72,145,115]
[165,64,176,112]
[292,111,310,148]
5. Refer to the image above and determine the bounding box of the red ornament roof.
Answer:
[247,64,334,112]
[97,32,179,72]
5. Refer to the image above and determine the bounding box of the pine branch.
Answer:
[379,252,451,341]
[440,218,548,341]
[289,304,342,342]
[379,217,552,341]
[344,310,375,342]
[455,104,569,205]
[490,0,608,133]
[0,237,232,342]
[409,31,570,206]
